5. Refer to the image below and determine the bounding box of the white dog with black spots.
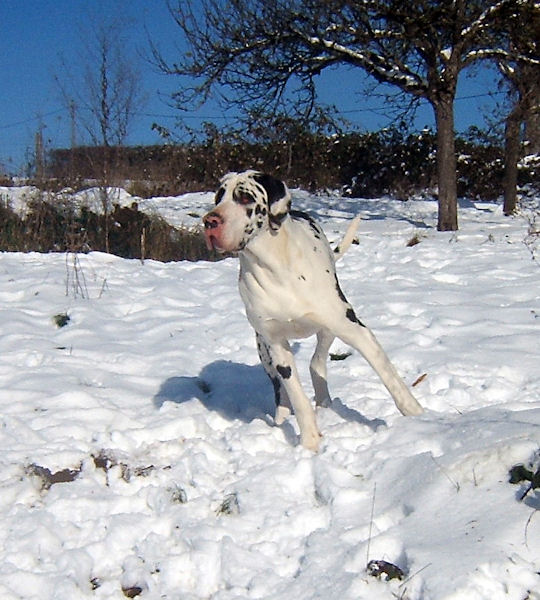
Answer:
[203,170,423,451]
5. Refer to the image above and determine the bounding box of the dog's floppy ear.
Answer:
[254,173,291,231]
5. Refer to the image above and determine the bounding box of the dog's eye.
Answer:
[238,195,254,205]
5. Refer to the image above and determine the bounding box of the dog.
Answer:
[203,170,423,451]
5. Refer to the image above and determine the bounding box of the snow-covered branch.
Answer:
[464,48,540,67]
[294,30,427,94]
[460,0,513,40]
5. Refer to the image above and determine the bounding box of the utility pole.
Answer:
[34,118,45,182]
[70,100,77,180]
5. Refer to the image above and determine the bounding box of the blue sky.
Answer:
[0,1,503,175]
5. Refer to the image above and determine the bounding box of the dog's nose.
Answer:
[203,212,223,230]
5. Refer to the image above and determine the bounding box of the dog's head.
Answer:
[203,170,291,252]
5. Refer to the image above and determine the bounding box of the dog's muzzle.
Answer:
[203,212,224,251]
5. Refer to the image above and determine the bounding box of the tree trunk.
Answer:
[433,97,458,231]
[101,145,111,254]
[503,106,522,216]
[523,79,540,155]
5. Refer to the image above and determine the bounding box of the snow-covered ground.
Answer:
[0,186,539,600]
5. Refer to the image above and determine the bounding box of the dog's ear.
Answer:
[254,173,291,231]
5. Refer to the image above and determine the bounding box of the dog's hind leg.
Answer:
[310,329,334,408]
[329,314,423,417]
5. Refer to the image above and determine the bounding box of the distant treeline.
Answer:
[44,127,538,200]
[2,127,536,262]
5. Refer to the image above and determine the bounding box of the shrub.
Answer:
[0,196,25,250]
[0,194,218,262]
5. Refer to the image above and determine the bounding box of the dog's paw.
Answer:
[300,430,323,453]
[274,405,291,426]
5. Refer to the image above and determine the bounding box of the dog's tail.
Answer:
[333,216,361,261]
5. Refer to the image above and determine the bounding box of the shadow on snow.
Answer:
[153,359,386,433]
[153,360,275,423]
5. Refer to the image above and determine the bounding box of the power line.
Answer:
[0,90,505,132]
[455,91,505,101]
[0,108,65,131]
[339,91,505,116]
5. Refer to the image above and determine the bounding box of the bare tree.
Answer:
[155,0,538,231]
[59,18,144,149]
[57,17,145,251]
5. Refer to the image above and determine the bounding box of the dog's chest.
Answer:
[238,222,338,337]
[239,272,323,339]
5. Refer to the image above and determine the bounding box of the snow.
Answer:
[440,48,452,61]
[0,186,41,217]
[0,187,539,600]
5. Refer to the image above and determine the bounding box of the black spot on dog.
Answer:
[269,212,288,229]
[246,208,253,218]
[271,376,281,406]
[253,173,287,206]
[303,216,323,239]
[215,187,225,205]
[346,308,366,327]
[290,210,312,223]
[335,276,347,302]
[346,308,357,323]
[276,365,292,379]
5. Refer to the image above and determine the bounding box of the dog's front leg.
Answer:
[267,339,322,452]
[256,332,293,424]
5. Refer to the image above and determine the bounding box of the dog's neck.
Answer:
[240,216,294,271]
